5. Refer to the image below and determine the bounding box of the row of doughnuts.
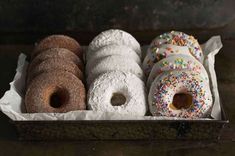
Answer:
[86,29,147,116]
[143,31,213,118]
[23,30,213,119]
[25,35,86,113]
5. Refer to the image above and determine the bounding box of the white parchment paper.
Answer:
[0,36,223,121]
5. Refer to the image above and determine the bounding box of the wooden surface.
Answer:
[1,0,235,45]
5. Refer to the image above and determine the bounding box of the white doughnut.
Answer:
[86,44,141,74]
[147,31,203,63]
[87,29,141,60]
[149,70,213,118]
[86,55,145,86]
[147,54,209,89]
[143,44,193,76]
[88,71,147,116]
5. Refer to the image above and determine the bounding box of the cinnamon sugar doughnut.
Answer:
[28,48,84,72]
[27,58,84,85]
[32,35,83,59]
[25,71,86,113]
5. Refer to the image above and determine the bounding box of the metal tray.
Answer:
[12,100,228,141]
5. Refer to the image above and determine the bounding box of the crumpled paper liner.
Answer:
[0,36,222,121]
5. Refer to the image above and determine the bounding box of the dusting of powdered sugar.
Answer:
[86,55,145,86]
[86,44,141,67]
[87,71,147,116]
[87,29,141,60]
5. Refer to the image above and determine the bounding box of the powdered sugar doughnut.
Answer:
[143,44,192,76]
[87,29,141,60]
[149,70,213,118]
[88,71,147,116]
[148,31,203,63]
[147,54,209,88]
[87,55,144,86]
[86,44,141,73]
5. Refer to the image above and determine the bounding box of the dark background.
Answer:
[0,0,235,155]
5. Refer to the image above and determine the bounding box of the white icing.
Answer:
[87,29,141,60]
[147,31,204,63]
[86,55,145,86]
[88,71,147,116]
[147,54,209,89]
[148,70,212,118]
[86,44,141,74]
[143,44,193,76]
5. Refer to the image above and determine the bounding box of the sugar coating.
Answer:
[86,55,144,87]
[87,29,141,60]
[147,31,203,63]
[86,44,141,74]
[143,44,193,76]
[148,70,212,118]
[25,71,86,113]
[88,71,147,116]
[27,58,84,85]
[29,48,84,72]
[147,54,209,89]
[32,35,82,59]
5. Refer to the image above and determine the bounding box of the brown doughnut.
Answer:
[27,58,84,85]
[32,35,83,59]
[28,48,84,72]
[25,71,86,113]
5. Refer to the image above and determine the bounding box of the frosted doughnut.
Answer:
[147,31,203,62]
[86,55,145,86]
[147,54,209,88]
[148,70,213,118]
[143,44,192,76]
[88,71,147,116]
[86,44,141,73]
[87,29,141,60]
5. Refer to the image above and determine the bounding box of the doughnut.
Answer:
[143,44,192,76]
[147,31,203,62]
[27,58,84,85]
[28,48,84,72]
[86,44,141,73]
[148,70,213,118]
[86,55,145,86]
[87,71,147,116]
[87,29,141,60]
[32,35,83,59]
[147,54,209,88]
[25,71,86,113]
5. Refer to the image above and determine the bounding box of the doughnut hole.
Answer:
[46,87,69,108]
[110,92,126,106]
[171,93,193,110]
